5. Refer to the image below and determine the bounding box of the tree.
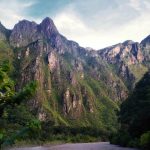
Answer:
[0,61,37,117]
[120,71,150,138]
[112,71,150,148]
[0,61,37,147]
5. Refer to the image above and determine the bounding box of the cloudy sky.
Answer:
[0,0,150,49]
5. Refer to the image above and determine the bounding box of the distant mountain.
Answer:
[99,40,148,89]
[0,17,149,130]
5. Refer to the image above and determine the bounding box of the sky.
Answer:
[0,0,150,49]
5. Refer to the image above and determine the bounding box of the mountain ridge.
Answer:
[0,17,149,130]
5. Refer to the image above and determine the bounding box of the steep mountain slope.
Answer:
[141,35,150,67]
[0,22,11,41]
[0,17,149,132]
[99,40,148,89]
[0,17,128,131]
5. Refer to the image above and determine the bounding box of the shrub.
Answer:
[140,131,150,150]
[110,131,133,147]
[109,133,119,145]
[127,138,140,148]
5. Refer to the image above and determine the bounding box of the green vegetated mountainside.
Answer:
[6,18,127,128]
[110,72,150,150]
[0,17,150,146]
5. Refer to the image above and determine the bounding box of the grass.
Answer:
[129,64,148,82]
[43,101,69,126]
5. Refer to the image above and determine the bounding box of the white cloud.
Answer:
[128,0,142,11]
[54,11,103,49]
[0,0,35,29]
[53,1,150,49]
[1,0,150,49]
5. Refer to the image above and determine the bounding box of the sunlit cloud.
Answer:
[128,0,142,11]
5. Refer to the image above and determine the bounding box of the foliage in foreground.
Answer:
[0,61,38,148]
[110,71,150,150]
[0,60,112,148]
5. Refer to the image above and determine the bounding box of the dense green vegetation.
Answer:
[0,41,38,148]
[110,71,150,150]
[0,60,38,148]
[39,126,109,143]
[0,41,113,148]
[0,41,119,148]
[0,40,149,150]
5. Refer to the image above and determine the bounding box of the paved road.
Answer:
[10,142,138,150]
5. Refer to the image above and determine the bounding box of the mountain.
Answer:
[0,22,11,41]
[0,17,150,131]
[141,35,150,67]
[98,40,148,89]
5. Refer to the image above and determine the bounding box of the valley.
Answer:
[0,17,149,149]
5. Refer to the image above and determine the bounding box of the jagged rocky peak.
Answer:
[122,40,144,64]
[16,19,37,27]
[9,17,59,48]
[41,17,56,27]
[0,22,6,32]
[99,40,143,65]
[141,35,150,47]
[9,19,38,47]
[85,47,95,51]
[122,40,135,45]
[40,17,58,37]
[0,21,10,41]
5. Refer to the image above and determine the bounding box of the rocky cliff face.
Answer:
[99,40,144,64]
[99,40,148,89]
[0,22,10,41]
[141,35,150,66]
[6,18,126,128]
[0,17,150,129]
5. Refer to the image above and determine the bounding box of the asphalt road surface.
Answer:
[10,142,138,150]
